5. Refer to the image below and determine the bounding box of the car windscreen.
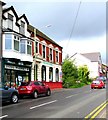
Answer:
[92,81,100,84]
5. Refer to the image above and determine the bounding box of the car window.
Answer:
[92,81,100,84]
[21,82,30,86]
[34,82,40,85]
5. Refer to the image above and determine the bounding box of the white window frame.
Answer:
[20,38,26,54]
[27,40,32,55]
[56,51,59,63]
[8,13,13,30]
[14,35,20,51]
[20,21,25,35]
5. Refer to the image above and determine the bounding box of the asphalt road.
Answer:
[1,85,106,119]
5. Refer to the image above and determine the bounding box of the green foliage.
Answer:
[62,58,92,88]
[78,65,90,84]
[62,58,78,88]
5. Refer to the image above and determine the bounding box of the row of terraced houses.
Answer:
[0,1,63,89]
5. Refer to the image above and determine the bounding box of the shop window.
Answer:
[41,65,46,81]
[20,39,26,53]
[14,35,19,51]
[49,67,53,81]
[20,21,25,35]
[27,41,32,55]
[56,68,59,82]
[8,13,13,30]
[5,34,12,50]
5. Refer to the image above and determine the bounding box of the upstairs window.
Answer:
[49,48,52,61]
[27,41,32,55]
[14,35,20,51]
[56,51,59,62]
[5,34,12,50]
[20,39,26,54]
[8,13,13,29]
[35,41,38,53]
[42,45,46,58]
[20,21,25,35]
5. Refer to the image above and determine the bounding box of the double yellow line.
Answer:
[85,100,108,119]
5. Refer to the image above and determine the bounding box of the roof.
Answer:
[0,1,6,6]
[17,14,29,25]
[27,24,62,48]
[81,52,101,62]
[3,6,18,19]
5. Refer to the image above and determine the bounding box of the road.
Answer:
[1,85,106,119]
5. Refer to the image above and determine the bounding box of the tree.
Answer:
[62,58,78,88]
[78,65,90,84]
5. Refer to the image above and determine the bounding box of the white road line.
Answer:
[66,94,78,98]
[30,100,57,110]
[0,115,8,119]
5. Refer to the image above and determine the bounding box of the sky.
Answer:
[3,0,107,64]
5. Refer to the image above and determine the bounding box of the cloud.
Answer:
[57,34,106,63]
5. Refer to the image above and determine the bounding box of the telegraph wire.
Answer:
[65,1,82,55]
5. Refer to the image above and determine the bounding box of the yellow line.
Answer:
[85,101,107,119]
[90,102,108,119]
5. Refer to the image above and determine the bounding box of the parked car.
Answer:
[91,80,105,89]
[0,82,19,104]
[18,81,51,98]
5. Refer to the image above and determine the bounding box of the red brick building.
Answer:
[28,25,63,89]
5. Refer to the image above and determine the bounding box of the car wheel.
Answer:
[46,89,51,96]
[11,93,19,104]
[33,91,38,99]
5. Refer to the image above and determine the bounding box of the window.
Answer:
[55,68,59,82]
[49,67,53,81]
[56,51,59,62]
[20,21,25,35]
[14,35,19,51]
[42,45,46,58]
[50,48,52,61]
[8,13,13,29]
[20,39,26,53]
[35,41,38,53]
[27,41,32,55]
[5,34,12,49]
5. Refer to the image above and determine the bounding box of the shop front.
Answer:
[2,58,32,88]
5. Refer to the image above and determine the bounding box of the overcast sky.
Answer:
[3,0,107,64]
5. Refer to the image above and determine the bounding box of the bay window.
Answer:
[14,35,19,51]
[20,39,26,53]
[27,41,32,55]
[5,34,12,50]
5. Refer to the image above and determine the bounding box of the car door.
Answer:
[2,87,11,101]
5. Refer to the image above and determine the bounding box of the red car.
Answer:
[91,80,105,89]
[18,81,51,98]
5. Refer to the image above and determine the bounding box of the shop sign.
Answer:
[43,61,53,66]
[5,65,29,71]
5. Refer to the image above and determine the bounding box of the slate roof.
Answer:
[81,52,101,62]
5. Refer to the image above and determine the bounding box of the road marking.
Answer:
[66,94,78,98]
[91,102,108,119]
[0,115,8,119]
[30,100,57,110]
[85,100,107,119]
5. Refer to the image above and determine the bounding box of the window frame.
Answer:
[8,13,13,30]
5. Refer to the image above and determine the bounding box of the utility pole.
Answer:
[0,1,5,82]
